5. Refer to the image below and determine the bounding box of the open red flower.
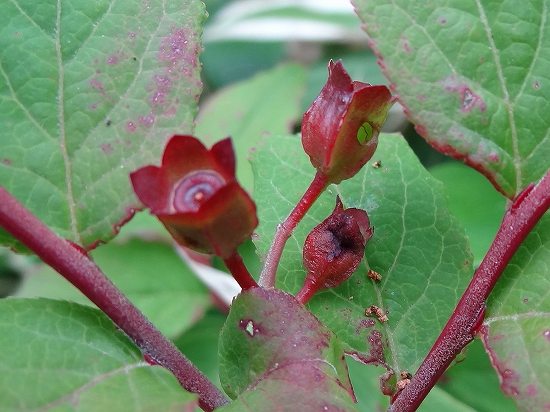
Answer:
[296,197,373,303]
[301,60,393,184]
[130,135,258,258]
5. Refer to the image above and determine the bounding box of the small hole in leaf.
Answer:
[357,122,373,145]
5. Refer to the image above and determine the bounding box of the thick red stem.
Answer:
[223,252,258,290]
[390,170,550,412]
[259,171,329,288]
[0,187,228,412]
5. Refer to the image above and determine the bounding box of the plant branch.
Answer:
[223,251,258,290]
[0,187,229,412]
[258,171,329,288]
[390,170,550,412]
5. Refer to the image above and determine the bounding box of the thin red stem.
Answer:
[0,187,228,412]
[295,277,317,304]
[223,252,258,290]
[390,170,550,412]
[258,171,329,288]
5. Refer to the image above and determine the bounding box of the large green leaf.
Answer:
[16,238,210,338]
[252,134,472,383]
[429,161,506,264]
[354,0,550,198]
[0,299,198,411]
[218,288,356,411]
[196,63,307,192]
[482,214,550,411]
[0,0,206,249]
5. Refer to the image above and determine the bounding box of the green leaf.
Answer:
[482,214,550,411]
[429,161,506,264]
[0,298,198,411]
[438,338,517,411]
[354,1,550,198]
[347,358,479,412]
[0,0,206,249]
[196,63,307,192]
[174,308,227,389]
[252,134,472,377]
[218,288,356,410]
[16,238,210,338]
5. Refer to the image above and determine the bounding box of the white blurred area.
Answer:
[205,0,365,43]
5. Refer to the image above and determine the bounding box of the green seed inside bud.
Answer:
[356,122,374,145]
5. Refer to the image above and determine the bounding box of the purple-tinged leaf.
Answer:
[354,1,550,198]
[481,214,550,411]
[219,288,356,409]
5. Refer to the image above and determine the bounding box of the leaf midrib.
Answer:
[55,0,79,243]
[474,0,522,193]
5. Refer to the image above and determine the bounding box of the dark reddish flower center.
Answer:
[172,170,225,212]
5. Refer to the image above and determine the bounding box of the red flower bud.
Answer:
[301,60,393,184]
[130,135,258,258]
[296,197,373,303]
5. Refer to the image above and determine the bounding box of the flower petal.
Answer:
[130,165,167,212]
[158,182,257,258]
[211,137,236,177]
[162,135,229,184]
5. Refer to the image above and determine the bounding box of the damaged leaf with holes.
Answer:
[218,288,358,411]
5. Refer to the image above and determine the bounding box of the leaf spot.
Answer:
[101,143,113,155]
[239,319,258,337]
[442,77,486,113]
[126,121,137,133]
[138,113,155,128]
[107,54,119,65]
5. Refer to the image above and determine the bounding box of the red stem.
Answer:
[390,170,550,412]
[295,277,317,304]
[0,187,228,412]
[223,252,258,290]
[258,171,329,288]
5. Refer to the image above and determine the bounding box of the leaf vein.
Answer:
[55,0,79,243]
[474,0,521,191]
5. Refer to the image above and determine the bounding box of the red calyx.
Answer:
[301,60,393,184]
[297,197,373,303]
[130,135,258,258]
